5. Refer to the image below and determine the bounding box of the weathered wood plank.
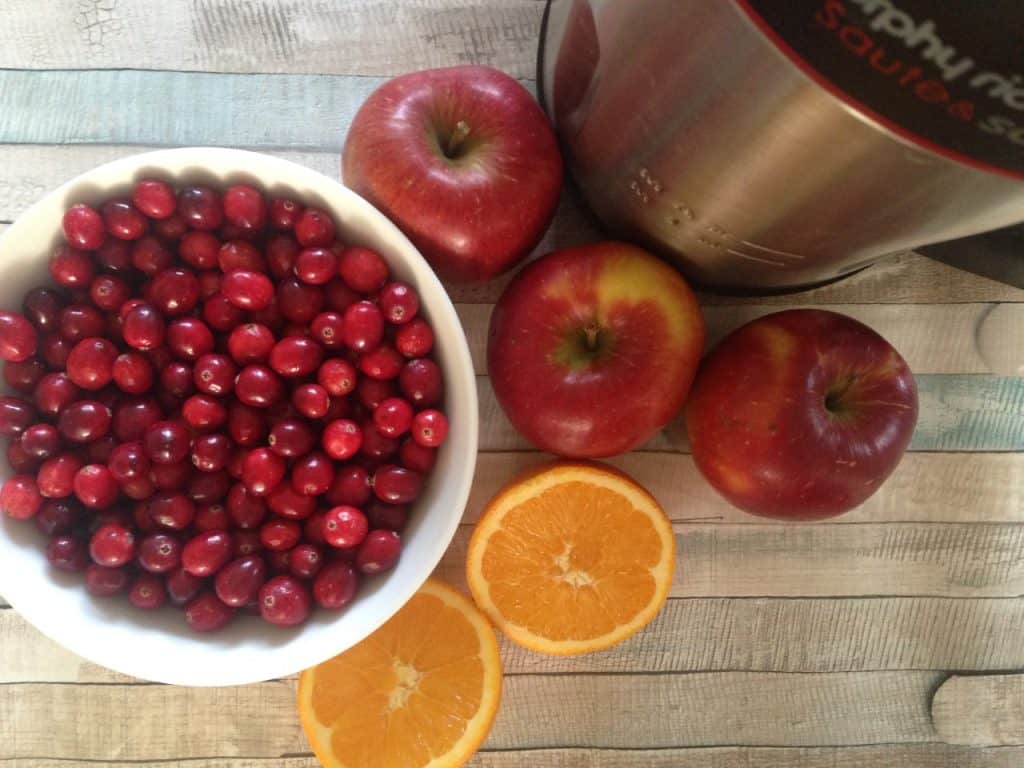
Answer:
[478,374,1024,453]
[0,0,542,79]
[4,596,1024,682]
[469,452,1024,524]
[0,672,941,758]
[933,674,1024,746]
[437,522,1024,598]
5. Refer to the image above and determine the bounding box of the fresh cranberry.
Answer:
[89,274,131,312]
[309,311,345,349]
[339,247,389,293]
[158,362,194,400]
[131,235,174,275]
[166,317,215,360]
[199,294,241,332]
[193,353,236,397]
[267,483,316,520]
[185,592,235,631]
[267,336,323,378]
[87,433,118,463]
[294,207,336,247]
[74,464,119,509]
[291,383,330,419]
[292,451,334,497]
[223,184,267,230]
[277,277,324,323]
[86,564,129,596]
[66,337,117,390]
[147,490,195,530]
[313,561,358,609]
[400,358,443,406]
[373,466,423,504]
[6,440,37,474]
[46,535,88,571]
[189,469,231,503]
[112,396,162,441]
[227,482,267,529]
[0,396,35,436]
[227,403,267,445]
[267,419,315,457]
[359,421,399,460]
[132,179,177,219]
[342,301,384,352]
[269,198,303,231]
[260,519,302,551]
[89,522,135,567]
[40,333,72,368]
[0,475,43,519]
[223,325,271,366]
[150,459,193,491]
[191,433,231,472]
[107,441,150,483]
[122,304,166,350]
[288,543,323,579]
[325,466,370,508]
[181,394,226,431]
[179,230,221,269]
[320,418,361,460]
[20,423,60,459]
[412,409,449,447]
[367,500,409,532]
[294,247,337,285]
[379,282,419,325]
[178,186,224,230]
[219,270,273,312]
[303,512,328,546]
[196,270,222,299]
[58,400,111,443]
[182,530,233,576]
[59,305,104,342]
[241,447,286,496]
[317,358,357,397]
[233,530,263,557]
[359,345,404,381]
[323,505,368,549]
[166,567,204,605]
[399,438,437,474]
[150,268,200,316]
[373,398,415,438]
[218,240,265,272]
[323,277,359,313]
[22,287,65,332]
[259,574,311,626]
[194,501,229,532]
[62,204,105,250]
[110,353,154,395]
[216,555,267,606]
[5,359,49,396]
[49,246,95,288]
[102,199,148,240]
[128,573,167,609]
[36,453,83,498]
[138,532,182,573]
[355,529,402,574]
[143,420,190,464]
[153,209,188,238]
[235,364,284,407]
[264,236,299,281]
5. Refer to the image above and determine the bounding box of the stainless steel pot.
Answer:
[538,0,1024,291]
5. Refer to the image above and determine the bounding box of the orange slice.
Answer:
[298,579,502,768]
[466,461,675,655]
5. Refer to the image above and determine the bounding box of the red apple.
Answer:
[342,65,562,283]
[488,242,704,458]
[685,309,918,520]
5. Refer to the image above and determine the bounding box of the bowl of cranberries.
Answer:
[0,147,477,685]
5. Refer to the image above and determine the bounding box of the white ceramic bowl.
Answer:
[0,147,478,686]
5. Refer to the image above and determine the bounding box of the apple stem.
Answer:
[446,120,472,157]
[584,324,600,351]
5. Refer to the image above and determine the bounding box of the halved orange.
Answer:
[298,579,502,768]
[466,461,675,655]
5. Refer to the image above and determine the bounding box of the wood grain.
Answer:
[0,672,942,758]
[4,596,1024,683]
[0,0,543,79]
[437,522,1024,598]
[933,674,1024,746]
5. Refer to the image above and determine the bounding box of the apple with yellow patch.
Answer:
[685,309,918,520]
[487,242,704,457]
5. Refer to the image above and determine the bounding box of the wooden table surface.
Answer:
[3,2,1024,766]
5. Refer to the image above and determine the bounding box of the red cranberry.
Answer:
[355,529,402,574]
[0,396,35,437]
[294,207,336,247]
[159,361,194,400]
[292,451,335,497]
[201,293,244,331]
[86,564,129,596]
[373,466,423,504]
[6,440,38,474]
[122,304,165,350]
[400,358,443,406]
[1,475,43,519]
[221,270,274,311]
[266,235,300,280]
[379,282,419,325]
[412,409,449,447]
[22,287,65,332]
[138,533,182,573]
[233,530,263,557]
[189,470,231,503]
[143,420,190,465]
[95,239,133,274]
[277,277,324,323]
[194,501,229,532]
[259,574,311,626]
[87,433,118,463]
[46,535,88,571]
[147,490,195,530]
[216,556,267,606]
[37,453,84,498]
[107,441,150,483]
[309,311,345,349]
[150,459,193,491]
[359,421,399,460]
[367,500,409,532]
[267,483,316,520]
[182,394,227,431]
[182,530,233,576]
[373,398,414,437]
[111,353,154,395]
[131,236,173,275]
[112,396,162,441]
[288,543,323,579]
[150,268,200,316]
[324,277,359,313]
[193,353,236,396]
[0,312,34,364]
[323,505,368,549]
[32,374,77,418]
[191,433,231,472]
[178,186,224,230]
[304,512,328,546]
[223,184,267,230]
[268,336,323,378]
[179,231,221,269]
[166,567,204,605]
[185,592,235,631]
[58,400,111,443]
[227,403,267,445]
[129,573,167,609]
[223,326,271,367]
[89,522,135,567]
[339,247,389,293]
[102,198,148,240]
[359,345,404,381]
[260,519,302,551]
[40,333,71,368]
[74,464,119,509]
[227,482,267,529]
[241,447,286,496]
[268,419,315,457]
[265,548,290,575]
[322,419,362,460]
[166,317,215,360]
[34,498,80,536]
[218,240,265,272]
[325,466,371,508]
[269,198,303,231]
[235,365,284,407]
[291,383,330,419]
[62,204,105,250]
[89,274,131,312]
[294,247,337,285]
[59,304,104,342]
[197,270,222,299]
[342,301,384,352]
[317,358,357,397]
[399,438,437,474]
[313,561,358,609]
[49,246,95,288]
[132,179,176,219]
[66,337,117,390]
[153,211,188,239]
[20,423,60,459]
